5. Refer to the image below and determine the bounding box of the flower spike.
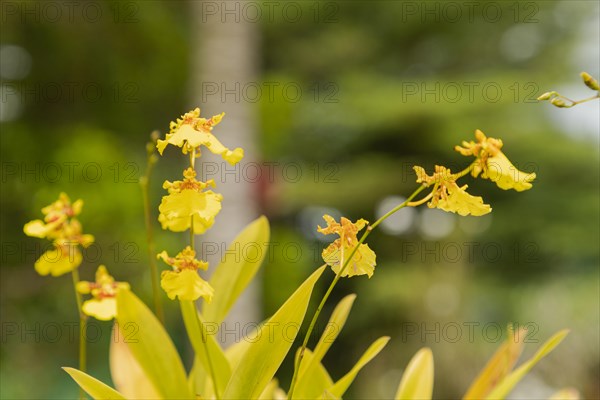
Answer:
[23,193,94,276]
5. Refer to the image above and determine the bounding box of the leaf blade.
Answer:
[485,329,569,400]
[295,294,356,397]
[63,367,126,400]
[109,322,161,399]
[202,216,270,325]
[223,265,326,399]
[116,289,192,399]
[463,326,526,399]
[180,300,231,398]
[328,336,390,398]
[395,347,434,400]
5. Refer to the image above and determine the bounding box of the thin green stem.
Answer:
[547,92,599,108]
[71,269,87,400]
[407,191,433,207]
[453,164,474,180]
[198,304,219,399]
[287,184,427,399]
[187,213,220,398]
[190,224,195,251]
[569,93,600,106]
[140,147,164,324]
[190,147,196,169]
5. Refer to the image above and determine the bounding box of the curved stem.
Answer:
[287,184,427,399]
[550,93,599,108]
[71,269,87,400]
[570,93,600,106]
[453,164,474,180]
[407,191,433,207]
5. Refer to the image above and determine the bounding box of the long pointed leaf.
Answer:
[463,326,526,399]
[188,356,207,398]
[328,336,390,398]
[109,322,161,399]
[63,367,126,400]
[203,216,270,324]
[223,265,326,399]
[180,300,230,398]
[116,289,192,399]
[485,329,569,400]
[224,320,265,369]
[395,348,434,400]
[307,294,356,373]
[293,348,335,400]
[296,294,356,397]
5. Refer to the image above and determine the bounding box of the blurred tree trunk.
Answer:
[190,1,261,347]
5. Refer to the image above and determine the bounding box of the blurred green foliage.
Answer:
[1,1,598,399]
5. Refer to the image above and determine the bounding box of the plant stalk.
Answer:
[71,268,87,400]
[141,171,164,324]
[287,184,427,399]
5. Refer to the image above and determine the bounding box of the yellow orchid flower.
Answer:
[34,244,83,277]
[77,266,130,321]
[158,168,223,234]
[157,246,213,302]
[24,193,94,277]
[23,192,84,240]
[156,108,244,165]
[455,130,536,191]
[317,215,376,278]
[414,165,491,216]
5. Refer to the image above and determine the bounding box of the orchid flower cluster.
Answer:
[155,107,243,302]
[23,193,94,277]
[23,106,576,400]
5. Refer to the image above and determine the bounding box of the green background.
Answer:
[1,1,598,398]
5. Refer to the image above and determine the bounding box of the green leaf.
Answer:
[202,216,270,325]
[223,265,326,399]
[296,294,356,397]
[395,347,434,400]
[463,326,526,400]
[258,379,284,400]
[328,336,390,398]
[109,322,161,399]
[116,289,192,399]
[293,348,335,400]
[224,321,265,369]
[180,300,231,399]
[188,356,207,398]
[63,367,126,400]
[485,329,569,400]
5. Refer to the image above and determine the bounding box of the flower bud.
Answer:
[550,98,567,108]
[580,72,600,91]
[537,92,553,101]
[150,130,160,143]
